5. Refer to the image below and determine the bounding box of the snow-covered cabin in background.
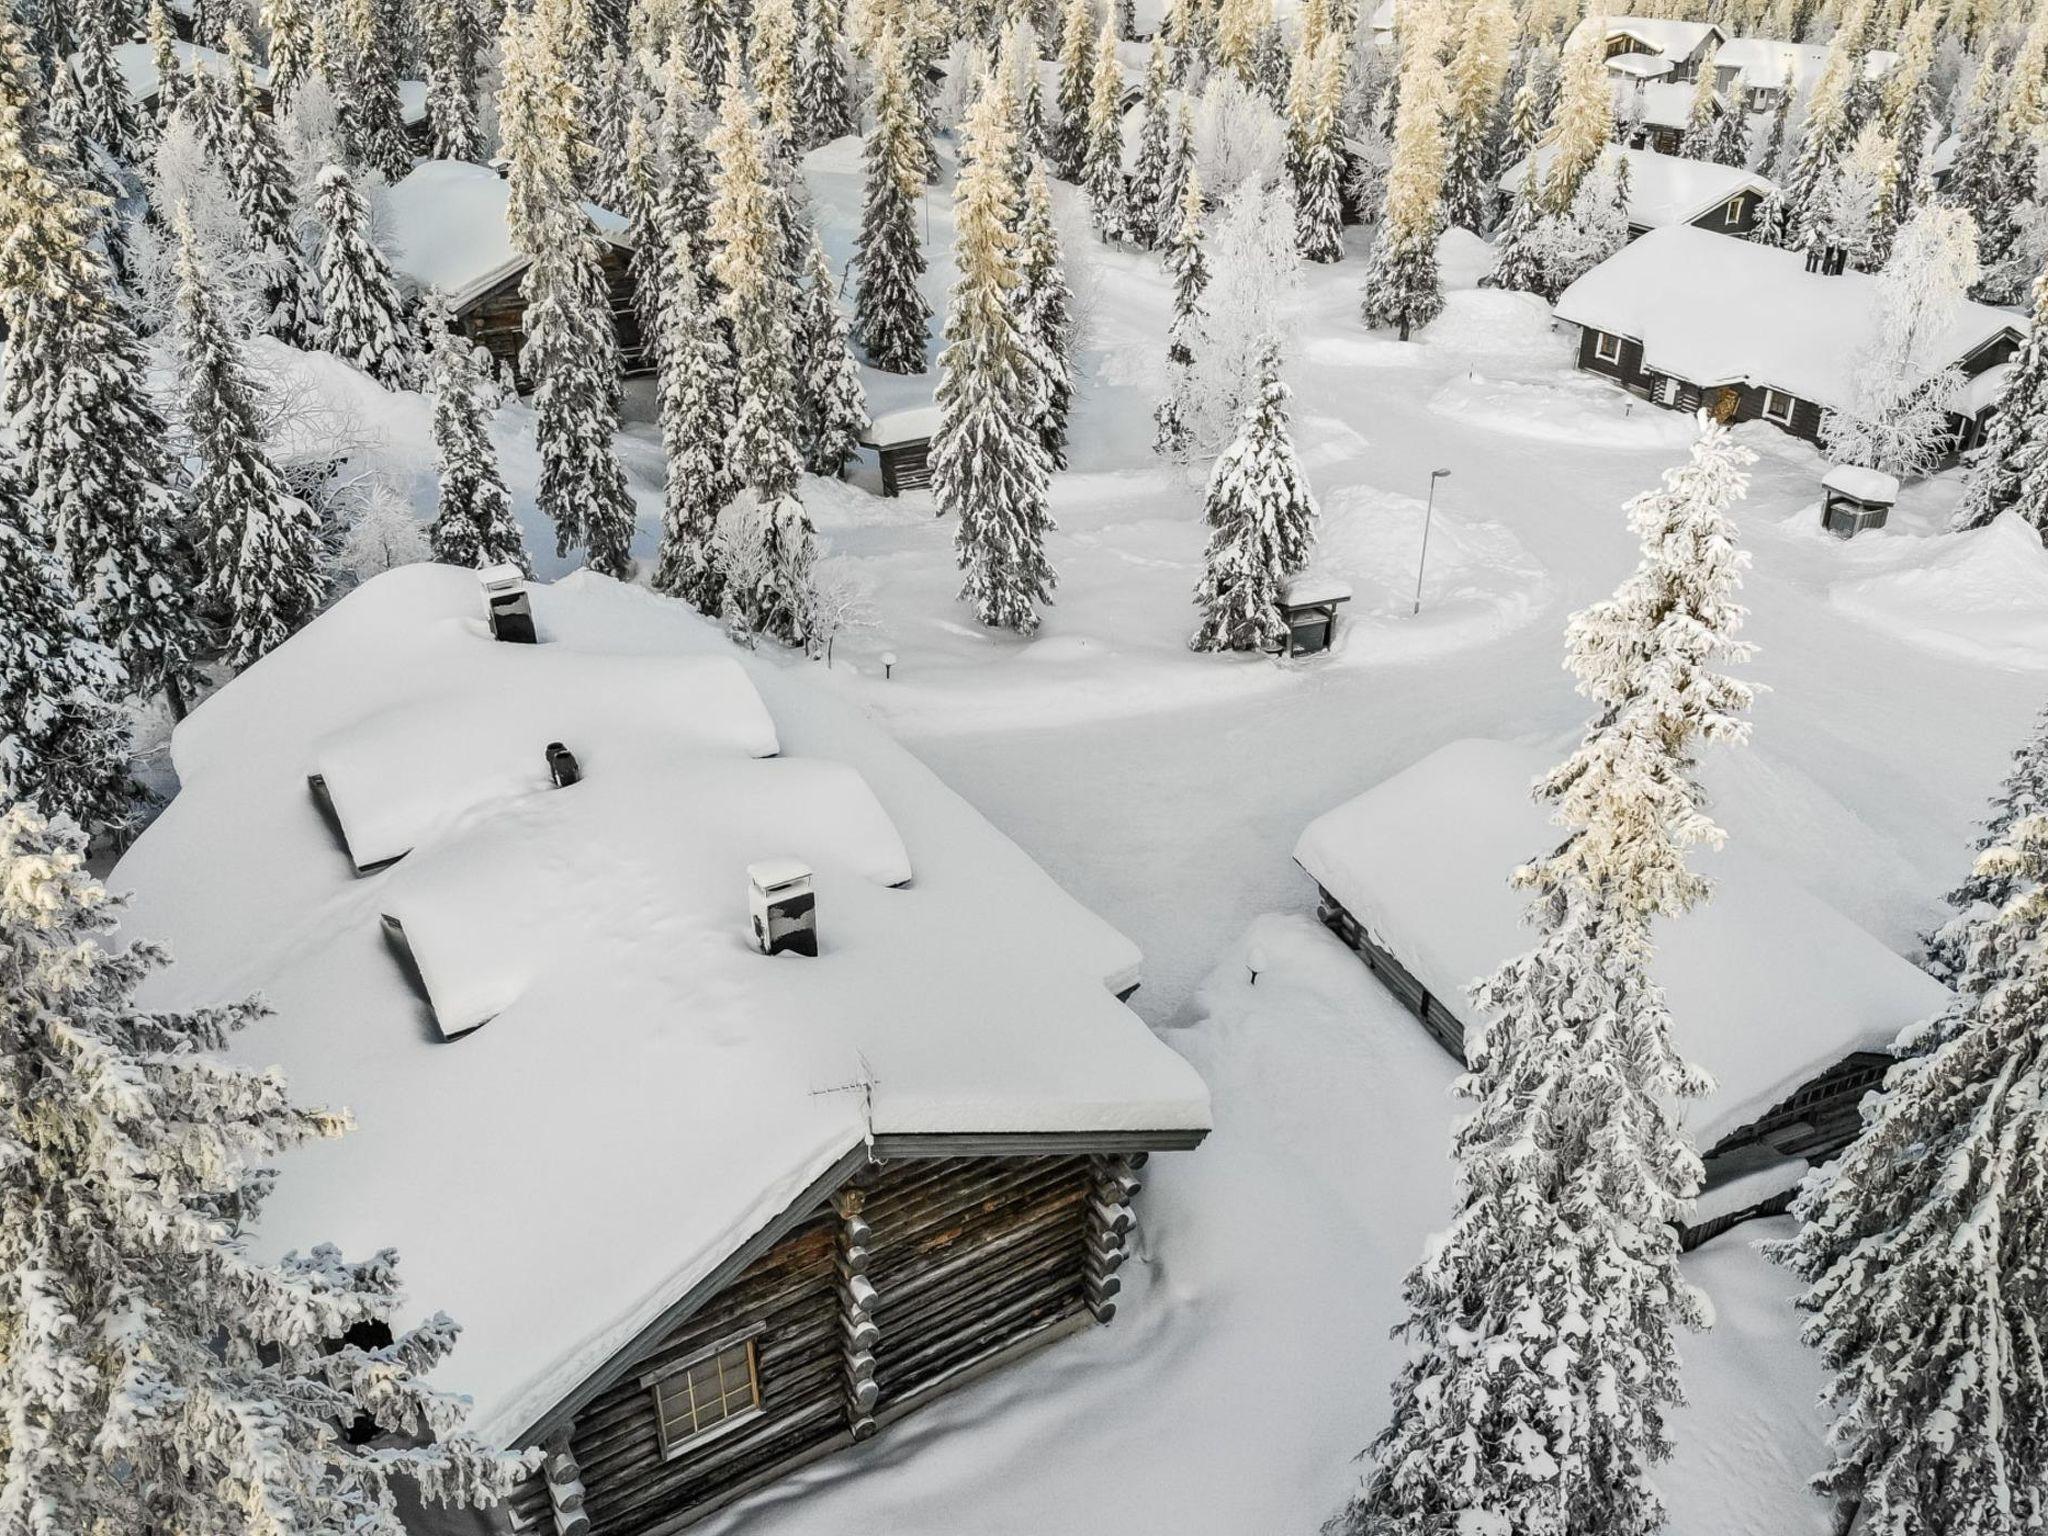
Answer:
[113,565,1209,1536]
[1711,37,1899,112]
[1611,76,1727,156]
[1572,15,1726,82]
[382,160,649,388]
[1555,225,2026,455]
[105,38,271,116]
[1500,146,1774,241]
[1294,739,1953,1247]
[858,405,940,497]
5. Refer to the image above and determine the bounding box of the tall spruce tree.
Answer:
[797,0,855,148]
[499,1,638,577]
[1082,18,1130,240]
[0,21,203,716]
[261,0,318,107]
[173,209,327,670]
[1017,157,1075,470]
[1287,32,1346,261]
[853,23,931,373]
[1541,22,1613,214]
[419,0,481,161]
[425,296,530,573]
[933,72,1057,633]
[1190,340,1316,651]
[796,228,871,477]
[1129,32,1173,248]
[652,233,735,614]
[1439,0,1512,232]
[1362,4,1448,338]
[1154,165,1208,458]
[659,64,716,243]
[1053,0,1097,177]
[0,805,539,1535]
[1926,702,2048,984]
[1952,266,2048,535]
[0,457,131,833]
[315,164,416,388]
[1337,418,1758,1536]
[70,0,142,165]
[333,0,413,178]
[223,26,321,347]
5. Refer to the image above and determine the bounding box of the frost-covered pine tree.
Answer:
[173,209,326,669]
[222,26,321,347]
[708,67,816,645]
[798,0,855,148]
[749,0,801,146]
[333,0,413,178]
[1786,12,1864,244]
[425,296,530,573]
[70,0,142,165]
[1540,22,1613,214]
[854,23,931,373]
[1925,701,2048,984]
[499,2,637,577]
[419,0,481,160]
[0,805,540,1535]
[1053,0,1097,177]
[0,21,204,717]
[147,0,184,129]
[1952,265,2048,534]
[1082,19,1130,240]
[1017,157,1075,470]
[1154,165,1208,458]
[659,64,716,243]
[1770,810,2048,1536]
[796,228,871,477]
[1190,339,1315,651]
[1287,32,1345,261]
[1438,0,1511,232]
[1336,416,1758,1536]
[314,164,415,389]
[262,0,318,107]
[653,233,736,613]
[1754,65,1795,177]
[1362,5,1447,339]
[1483,173,1546,292]
[0,458,131,834]
[1129,31,1174,248]
[933,73,1057,633]
[1750,182,1790,247]
[1678,40,1722,160]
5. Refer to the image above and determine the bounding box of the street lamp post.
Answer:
[1412,469,1452,617]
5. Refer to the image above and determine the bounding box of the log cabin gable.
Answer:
[449,240,651,393]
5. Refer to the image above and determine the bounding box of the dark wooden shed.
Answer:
[1820,465,1900,538]
[859,406,941,499]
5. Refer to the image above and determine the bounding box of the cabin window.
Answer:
[1593,331,1624,365]
[1761,388,1796,425]
[1722,195,1746,226]
[645,1331,763,1458]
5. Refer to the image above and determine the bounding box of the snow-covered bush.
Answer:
[1188,181,1301,452]
[338,475,432,584]
[1192,71,1286,201]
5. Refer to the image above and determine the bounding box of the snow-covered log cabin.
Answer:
[1294,740,1952,1247]
[1555,225,2026,457]
[383,160,651,388]
[1500,146,1774,241]
[1570,16,1726,82]
[112,566,1211,1534]
[1710,36,1900,112]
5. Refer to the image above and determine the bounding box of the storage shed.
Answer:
[1293,738,1952,1246]
[113,566,1209,1536]
[859,405,940,498]
[1820,465,1900,537]
[1278,574,1353,657]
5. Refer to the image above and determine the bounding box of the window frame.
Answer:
[1760,387,1797,426]
[1722,194,1746,227]
[1593,331,1625,365]
[640,1325,766,1461]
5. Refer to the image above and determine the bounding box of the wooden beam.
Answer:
[835,1190,879,1441]
[542,1430,592,1536]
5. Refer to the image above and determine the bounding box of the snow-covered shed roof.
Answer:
[1554,225,2026,414]
[1608,53,1676,79]
[860,403,942,446]
[1293,738,1951,1151]
[113,565,1209,1446]
[1821,464,1901,504]
[1713,37,1899,93]
[381,159,632,311]
[1954,360,2013,417]
[1613,78,1716,129]
[1502,146,1773,231]
[104,38,267,102]
[1569,15,1724,60]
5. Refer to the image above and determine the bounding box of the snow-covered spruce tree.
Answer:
[1129,31,1173,248]
[853,23,931,373]
[1190,339,1316,651]
[1154,165,1208,458]
[70,0,143,166]
[0,458,131,833]
[0,22,203,717]
[1750,182,1790,247]
[315,163,416,389]
[1953,266,2048,534]
[796,228,871,477]
[1214,0,1268,91]
[1770,812,2048,1536]
[1017,157,1075,470]
[750,0,801,146]
[708,67,816,645]
[659,64,716,244]
[498,2,637,577]
[425,296,530,573]
[1678,39,1722,160]
[1539,21,1613,214]
[222,26,321,347]
[653,233,735,613]
[933,72,1057,634]
[173,209,326,670]
[147,0,184,129]
[1753,65,1794,177]
[1786,10,1864,244]
[333,0,413,178]
[797,0,855,149]
[1287,33,1345,261]
[1483,173,1545,292]
[1438,0,1512,233]
[1337,416,1758,1536]
[618,102,670,361]
[0,806,541,1535]
[1082,18,1130,241]
[1361,5,1448,339]
[1053,0,1097,177]
[419,0,481,160]
[1925,701,2048,984]
[1162,94,1197,246]
[261,0,318,107]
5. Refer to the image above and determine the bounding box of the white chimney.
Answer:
[749,859,816,957]
[479,563,536,643]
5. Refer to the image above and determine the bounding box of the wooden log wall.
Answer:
[504,1154,1100,1536]
[455,243,651,394]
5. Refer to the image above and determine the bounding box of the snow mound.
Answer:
[1829,512,2048,670]
[1414,288,1568,359]
[1428,370,1701,447]
[1437,225,1496,290]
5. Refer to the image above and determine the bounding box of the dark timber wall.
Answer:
[455,241,650,391]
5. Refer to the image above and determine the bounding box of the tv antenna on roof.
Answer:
[811,1051,879,1154]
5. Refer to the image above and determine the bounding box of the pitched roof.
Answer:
[1293,738,1953,1151]
[1502,145,1773,231]
[104,38,267,101]
[381,159,632,310]
[1714,36,1900,92]
[1569,14,1725,58]
[113,566,1210,1447]
[1554,224,2025,413]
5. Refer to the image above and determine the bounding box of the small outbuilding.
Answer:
[1277,575,1353,657]
[1820,465,1900,538]
[860,405,940,499]
[1500,145,1774,241]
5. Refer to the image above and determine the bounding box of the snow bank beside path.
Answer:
[1829,512,2048,670]
[1429,370,1704,449]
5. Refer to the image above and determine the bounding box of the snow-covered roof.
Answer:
[1502,146,1772,231]
[1293,738,1952,1150]
[1714,37,1899,93]
[381,159,632,311]
[1608,53,1677,79]
[1821,464,1901,504]
[1281,573,1353,607]
[397,77,427,127]
[1613,78,1715,130]
[861,403,942,445]
[1954,360,2013,416]
[1554,225,2026,414]
[103,38,267,102]
[113,565,1209,1446]
[1569,15,1724,60]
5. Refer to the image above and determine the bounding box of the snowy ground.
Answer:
[253,145,2048,1534]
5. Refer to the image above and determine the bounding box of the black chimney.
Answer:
[546,742,581,788]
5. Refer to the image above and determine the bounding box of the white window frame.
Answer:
[1761,388,1797,426]
[1722,195,1746,227]
[1593,331,1625,365]
[641,1326,765,1461]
